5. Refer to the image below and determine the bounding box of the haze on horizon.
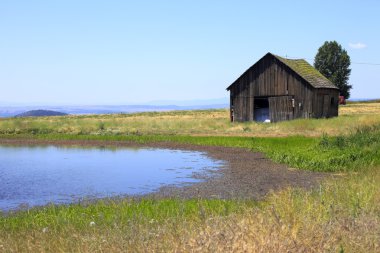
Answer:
[1,1,380,105]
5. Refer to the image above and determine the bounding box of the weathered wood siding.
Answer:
[312,88,339,118]
[229,55,339,122]
[268,96,293,122]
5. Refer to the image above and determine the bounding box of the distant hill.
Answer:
[15,110,68,118]
[347,98,380,103]
[0,104,228,117]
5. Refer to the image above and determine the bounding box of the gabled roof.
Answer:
[227,52,338,90]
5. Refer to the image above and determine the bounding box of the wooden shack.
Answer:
[226,53,339,122]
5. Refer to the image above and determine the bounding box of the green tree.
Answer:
[314,41,352,98]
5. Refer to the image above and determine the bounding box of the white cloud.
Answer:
[349,42,367,49]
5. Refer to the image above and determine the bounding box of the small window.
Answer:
[331,97,335,105]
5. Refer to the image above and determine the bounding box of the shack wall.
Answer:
[229,55,339,122]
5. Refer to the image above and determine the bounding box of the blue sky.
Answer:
[1,0,379,105]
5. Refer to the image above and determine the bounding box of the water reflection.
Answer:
[0,145,224,211]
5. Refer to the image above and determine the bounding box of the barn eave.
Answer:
[226,52,339,91]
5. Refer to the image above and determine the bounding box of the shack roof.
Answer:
[227,53,339,90]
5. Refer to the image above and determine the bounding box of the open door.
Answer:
[268,96,294,122]
[254,97,270,122]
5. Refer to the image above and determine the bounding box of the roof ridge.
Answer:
[227,53,339,90]
[270,53,338,89]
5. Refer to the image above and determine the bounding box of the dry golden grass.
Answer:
[1,168,378,252]
[340,102,380,115]
[1,102,380,252]
[1,102,380,137]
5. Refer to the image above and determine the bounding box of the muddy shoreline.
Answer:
[0,138,327,200]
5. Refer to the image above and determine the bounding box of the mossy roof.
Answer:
[272,54,338,89]
[227,53,338,90]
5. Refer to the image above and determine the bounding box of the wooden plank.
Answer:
[269,96,293,122]
[228,54,339,122]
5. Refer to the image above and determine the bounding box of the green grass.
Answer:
[0,168,378,252]
[1,105,380,251]
[1,199,249,231]
[2,123,380,172]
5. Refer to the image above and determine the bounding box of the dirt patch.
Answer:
[0,138,327,200]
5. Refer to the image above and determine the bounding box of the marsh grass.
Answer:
[2,123,380,172]
[0,168,378,252]
[1,102,380,252]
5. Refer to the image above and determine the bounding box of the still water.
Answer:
[0,145,224,211]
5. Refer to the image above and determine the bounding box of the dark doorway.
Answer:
[254,97,270,122]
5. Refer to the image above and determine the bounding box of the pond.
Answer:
[0,145,225,211]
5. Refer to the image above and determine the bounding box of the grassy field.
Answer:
[0,102,380,252]
[1,168,378,252]
[1,123,380,172]
[1,102,380,137]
